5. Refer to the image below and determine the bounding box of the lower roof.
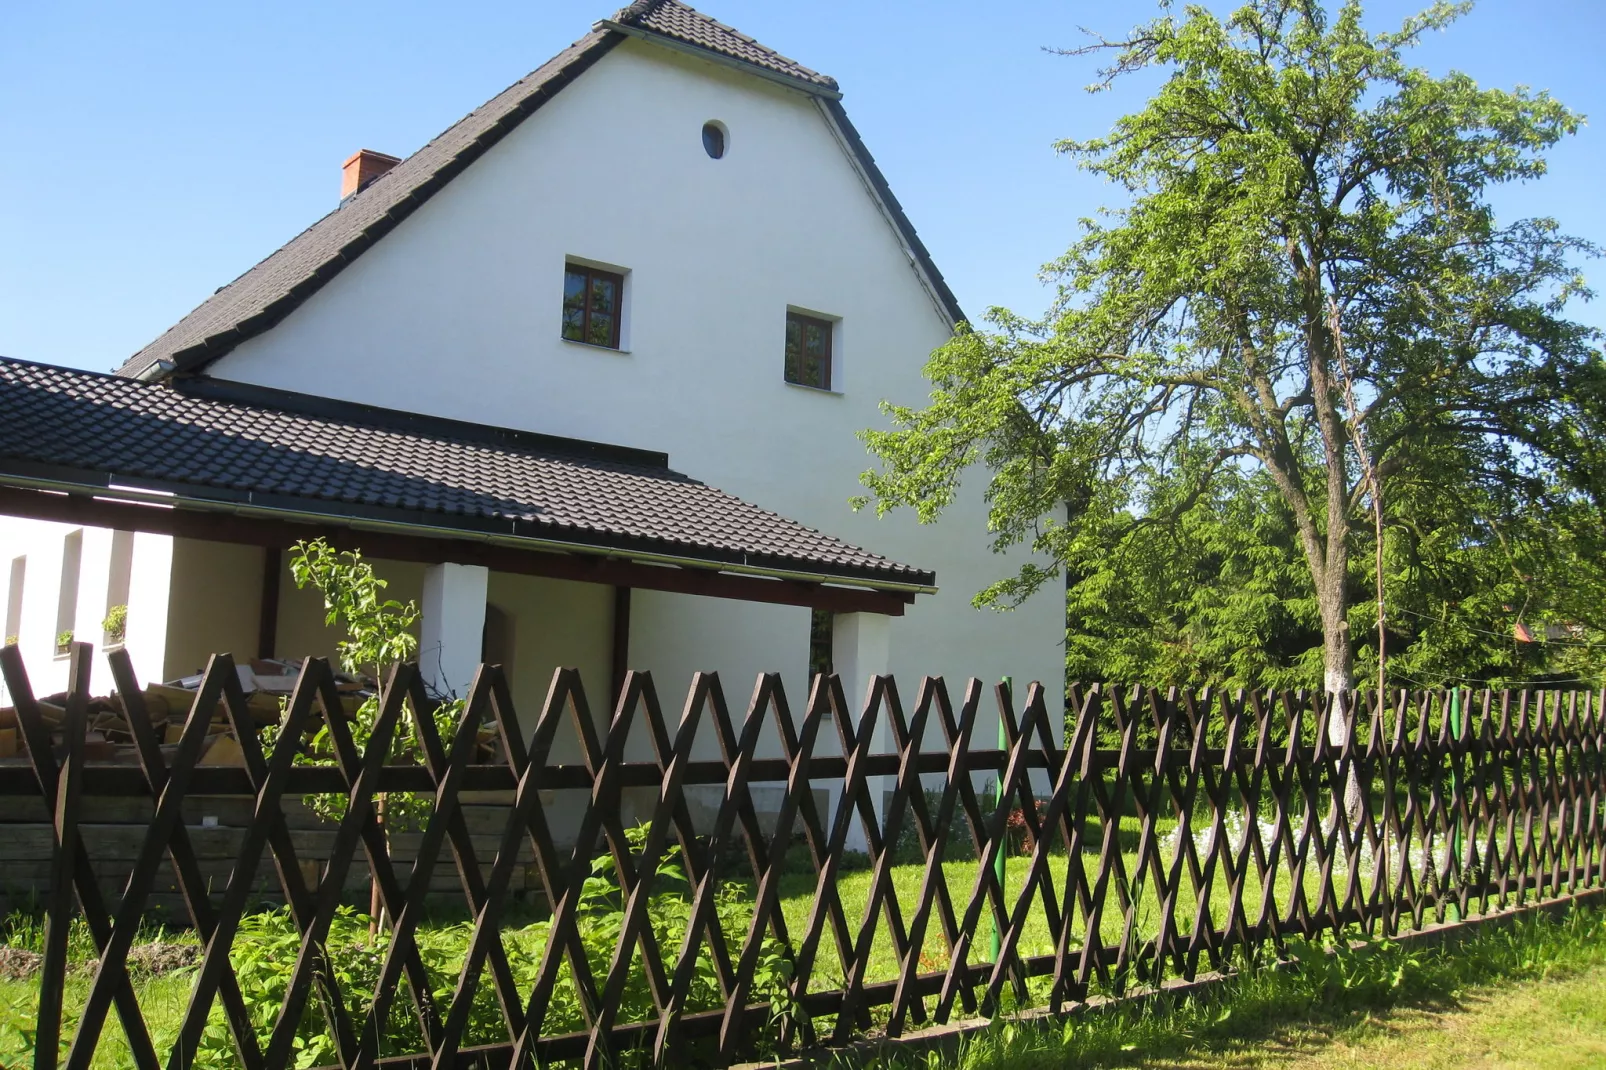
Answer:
[0,358,936,593]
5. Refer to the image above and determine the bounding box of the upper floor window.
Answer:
[562,263,624,349]
[784,311,833,391]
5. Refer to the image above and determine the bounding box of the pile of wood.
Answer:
[0,656,505,765]
[0,657,372,767]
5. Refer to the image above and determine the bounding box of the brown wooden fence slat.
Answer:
[587,671,699,1065]
[0,645,157,1070]
[651,672,766,1064]
[636,672,738,1060]
[509,668,614,1067]
[64,653,232,1070]
[415,666,526,1070]
[839,675,923,1040]
[889,677,981,1033]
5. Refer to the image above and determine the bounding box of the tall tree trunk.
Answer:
[1298,256,1364,823]
[1316,552,1355,697]
[1316,538,1364,823]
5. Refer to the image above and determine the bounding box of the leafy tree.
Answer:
[1061,467,1320,688]
[288,537,461,813]
[857,0,1600,702]
[290,539,420,690]
[1061,461,1606,691]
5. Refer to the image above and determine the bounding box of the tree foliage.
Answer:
[1062,464,1606,690]
[857,0,1601,690]
[290,538,419,684]
[289,539,451,835]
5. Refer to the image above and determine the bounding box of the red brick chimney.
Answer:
[341,149,400,199]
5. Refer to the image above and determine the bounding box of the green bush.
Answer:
[194,825,796,1067]
[101,604,127,645]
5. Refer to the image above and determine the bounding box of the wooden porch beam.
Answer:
[257,546,281,659]
[611,586,631,697]
[0,486,912,616]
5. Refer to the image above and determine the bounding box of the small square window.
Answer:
[784,311,833,390]
[562,263,624,349]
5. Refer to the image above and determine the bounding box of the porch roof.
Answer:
[0,358,935,608]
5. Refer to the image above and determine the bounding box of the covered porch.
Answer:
[0,357,937,834]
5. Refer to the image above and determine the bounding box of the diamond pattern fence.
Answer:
[7,641,1605,1069]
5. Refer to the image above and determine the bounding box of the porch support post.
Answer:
[420,562,488,701]
[832,611,891,852]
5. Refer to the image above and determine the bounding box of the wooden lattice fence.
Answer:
[5,641,1605,1069]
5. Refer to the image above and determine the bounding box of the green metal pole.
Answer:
[1450,687,1463,908]
[991,677,1010,966]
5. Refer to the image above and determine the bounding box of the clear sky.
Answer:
[2,0,1601,373]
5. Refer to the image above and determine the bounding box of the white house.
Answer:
[0,2,1063,817]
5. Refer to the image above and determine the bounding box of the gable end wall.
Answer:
[210,39,1065,731]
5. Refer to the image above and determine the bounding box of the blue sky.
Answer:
[2,0,1601,373]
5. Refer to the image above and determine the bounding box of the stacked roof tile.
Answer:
[0,358,933,587]
[613,0,838,89]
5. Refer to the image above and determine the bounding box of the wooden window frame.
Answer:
[784,310,834,391]
[561,263,625,350]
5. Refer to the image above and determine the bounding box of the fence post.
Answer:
[990,676,1010,966]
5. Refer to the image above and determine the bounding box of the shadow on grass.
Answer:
[836,905,1606,1070]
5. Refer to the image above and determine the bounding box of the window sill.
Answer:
[560,337,631,355]
[785,381,842,397]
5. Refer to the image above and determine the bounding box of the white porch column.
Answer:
[420,562,488,700]
[832,611,892,852]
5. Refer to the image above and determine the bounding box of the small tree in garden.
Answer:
[290,538,420,705]
[289,538,438,933]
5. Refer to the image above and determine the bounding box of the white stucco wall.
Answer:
[204,38,1065,740]
[0,517,174,700]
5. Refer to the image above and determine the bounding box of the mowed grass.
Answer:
[849,904,1606,1070]
[1204,968,1606,1068]
[0,833,1482,1069]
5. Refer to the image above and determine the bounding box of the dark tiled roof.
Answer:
[117,29,619,381]
[611,0,837,89]
[116,2,963,381]
[0,358,934,588]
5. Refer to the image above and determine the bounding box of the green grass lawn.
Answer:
[1187,966,1606,1068]
[851,904,1606,1070]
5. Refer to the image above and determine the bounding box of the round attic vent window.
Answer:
[702,121,727,159]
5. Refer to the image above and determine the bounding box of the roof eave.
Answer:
[122,28,628,382]
[0,465,937,594]
[817,99,968,330]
